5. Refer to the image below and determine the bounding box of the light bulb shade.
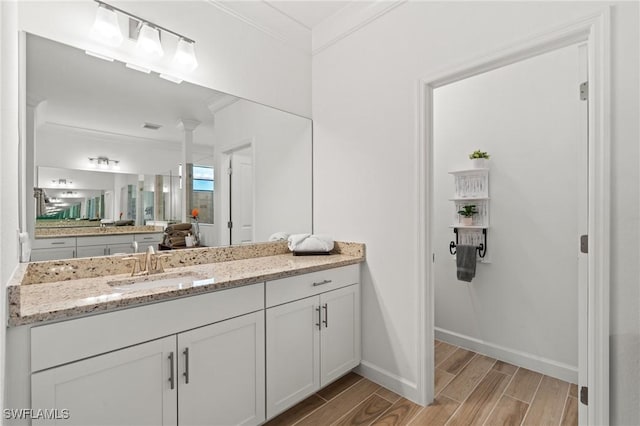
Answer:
[136,23,164,57]
[90,5,123,47]
[172,39,198,72]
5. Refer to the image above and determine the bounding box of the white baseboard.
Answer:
[355,361,421,403]
[435,328,578,383]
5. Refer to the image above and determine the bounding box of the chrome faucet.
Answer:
[123,246,170,276]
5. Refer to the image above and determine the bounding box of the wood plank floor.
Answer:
[266,340,578,426]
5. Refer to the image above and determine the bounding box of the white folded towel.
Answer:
[287,234,334,253]
[268,232,290,242]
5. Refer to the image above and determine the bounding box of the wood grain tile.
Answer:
[447,370,510,426]
[298,378,379,426]
[484,395,529,426]
[441,354,495,402]
[316,372,362,401]
[434,368,455,395]
[438,348,475,375]
[561,396,578,426]
[435,341,457,366]
[334,394,391,426]
[370,397,422,426]
[569,383,578,398]
[505,368,543,403]
[522,376,570,426]
[407,396,459,426]
[375,387,401,404]
[493,360,518,376]
[264,394,325,426]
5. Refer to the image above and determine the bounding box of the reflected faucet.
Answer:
[122,246,170,276]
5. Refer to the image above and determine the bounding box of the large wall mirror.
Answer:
[23,33,312,257]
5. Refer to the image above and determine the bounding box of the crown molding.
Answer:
[312,0,407,55]
[206,0,311,54]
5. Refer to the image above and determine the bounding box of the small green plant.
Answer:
[469,150,490,160]
[457,205,477,217]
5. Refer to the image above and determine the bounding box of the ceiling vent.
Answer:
[143,122,162,130]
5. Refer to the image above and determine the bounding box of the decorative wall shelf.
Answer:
[448,168,490,259]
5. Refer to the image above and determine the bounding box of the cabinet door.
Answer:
[75,245,107,258]
[266,296,321,419]
[107,243,134,255]
[178,311,265,426]
[320,284,361,386]
[30,247,76,261]
[31,336,177,426]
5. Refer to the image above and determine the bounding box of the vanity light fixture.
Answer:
[172,38,198,72]
[136,23,163,58]
[89,2,123,47]
[90,0,198,70]
[89,156,120,170]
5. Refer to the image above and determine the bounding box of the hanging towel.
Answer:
[456,244,477,282]
[287,234,334,253]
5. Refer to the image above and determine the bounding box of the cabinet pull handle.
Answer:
[183,348,190,384]
[51,242,66,245]
[313,279,332,287]
[315,306,321,330]
[168,352,175,390]
[322,304,328,328]
[72,250,76,258]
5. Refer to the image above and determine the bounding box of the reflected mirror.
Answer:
[24,33,312,258]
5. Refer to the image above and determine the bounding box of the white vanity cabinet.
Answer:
[134,232,164,253]
[75,235,135,257]
[30,237,76,261]
[28,283,265,426]
[265,265,361,418]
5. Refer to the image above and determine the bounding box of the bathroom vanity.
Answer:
[5,241,364,426]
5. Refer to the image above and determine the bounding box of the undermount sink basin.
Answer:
[108,272,210,292]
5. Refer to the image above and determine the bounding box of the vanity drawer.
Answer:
[266,264,359,308]
[134,233,163,243]
[76,235,133,246]
[32,237,75,249]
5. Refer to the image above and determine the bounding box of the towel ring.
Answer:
[449,228,487,258]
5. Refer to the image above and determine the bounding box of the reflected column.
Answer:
[178,119,200,223]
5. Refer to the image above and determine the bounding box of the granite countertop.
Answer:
[35,225,163,239]
[8,241,365,326]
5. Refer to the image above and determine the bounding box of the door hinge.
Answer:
[580,81,588,101]
[227,221,233,229]
[580,234,588,253]
[580,386,588,405]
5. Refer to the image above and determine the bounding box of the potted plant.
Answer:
[469,150,490,168]
[457,204,477,226]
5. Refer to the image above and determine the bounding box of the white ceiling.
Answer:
[264,1,351,30]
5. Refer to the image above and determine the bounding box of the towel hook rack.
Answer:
[449,228,487,258]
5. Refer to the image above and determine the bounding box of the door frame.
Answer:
[219,139,255,245]
[416,8,610,425]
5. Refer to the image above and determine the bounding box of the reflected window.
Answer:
[191,165,214,224]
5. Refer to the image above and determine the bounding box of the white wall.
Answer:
[433,44,583,380]
[312,2,639,423]
[1,0,19,413]
[213,99,312,245]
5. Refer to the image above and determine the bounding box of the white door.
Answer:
[320,285,361,386]
[31,336,177,426]
[178,311,265,426]
[432,42,588,418]
[230,147,254,244]
[266,296,321,419]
